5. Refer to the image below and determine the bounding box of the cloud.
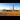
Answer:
[0,6,13,10]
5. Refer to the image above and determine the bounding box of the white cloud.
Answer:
[0,6,13,10]
[14,7,20,10]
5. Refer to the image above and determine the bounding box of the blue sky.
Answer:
[0,3,20,10]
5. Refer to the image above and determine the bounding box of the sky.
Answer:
[0,3,20,10]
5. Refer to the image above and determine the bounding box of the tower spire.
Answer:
[13,5,14,11]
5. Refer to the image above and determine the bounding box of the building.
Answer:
[2,9,6,12]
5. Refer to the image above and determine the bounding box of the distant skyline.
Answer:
[0,3,20,10]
